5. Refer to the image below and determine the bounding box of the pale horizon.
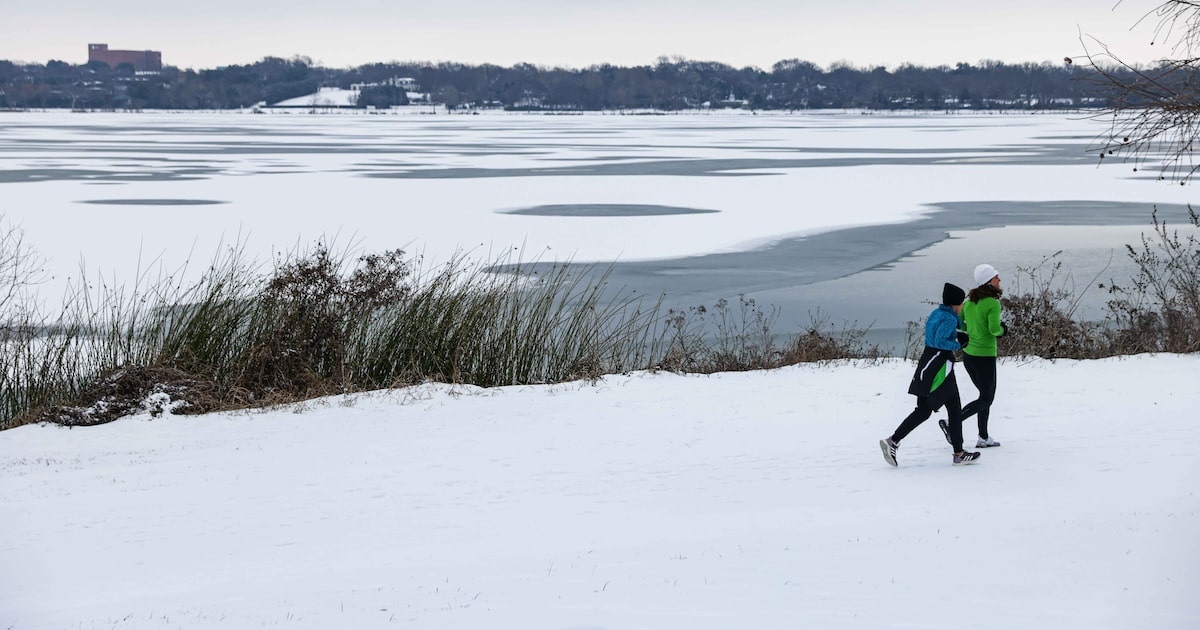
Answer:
[0,1,1180,71]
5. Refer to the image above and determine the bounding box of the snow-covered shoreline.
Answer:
[3,354,1197,629]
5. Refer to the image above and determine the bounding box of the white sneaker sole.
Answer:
[879,439,898,467]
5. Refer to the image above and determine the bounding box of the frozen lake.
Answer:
[2,110,1195,349]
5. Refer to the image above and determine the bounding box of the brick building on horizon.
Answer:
[88,43,162,72]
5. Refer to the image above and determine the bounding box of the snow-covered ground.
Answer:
[2,111,1198,628]
[267,87,429,108]
[2,354,1198,629]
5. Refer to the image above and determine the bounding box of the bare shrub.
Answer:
[0,214,47,327]
[999,253,1110,359]
[657,297,781,372]
[776,311,885,365]
[656,298,882,373]
[657,304,711,373]
[1103,206,1200,353]
[236,243,411,396]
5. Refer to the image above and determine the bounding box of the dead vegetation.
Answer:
[4,205,1198,430]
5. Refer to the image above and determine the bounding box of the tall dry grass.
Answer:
[2,238,881,430]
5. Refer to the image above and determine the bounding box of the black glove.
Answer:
[998,322,1009,338]
[956,331,970,345]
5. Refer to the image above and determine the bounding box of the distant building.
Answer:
[88,43,162,72]
[350,77,418,92]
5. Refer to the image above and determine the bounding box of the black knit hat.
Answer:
[942,283,966,306]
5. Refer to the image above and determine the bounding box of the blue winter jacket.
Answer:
[924,304,964,351]
[907,304,965,409]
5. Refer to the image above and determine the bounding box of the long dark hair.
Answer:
[968,283,1002,303]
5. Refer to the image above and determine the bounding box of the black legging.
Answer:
[961,353,997,439]
[891,391,964,452]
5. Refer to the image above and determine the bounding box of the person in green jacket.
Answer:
[960,263,1006,447]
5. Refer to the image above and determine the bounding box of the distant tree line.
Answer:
[0,54,1132,111]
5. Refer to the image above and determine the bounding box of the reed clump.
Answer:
[0,236,878,430]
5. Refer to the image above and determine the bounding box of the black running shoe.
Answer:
[938,419,952,445]
[953,451,981,466]
[880,438,898,467]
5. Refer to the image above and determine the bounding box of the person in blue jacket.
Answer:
[880,283,982,467]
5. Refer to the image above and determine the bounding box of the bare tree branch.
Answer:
[1083,1,1200,183]
[0,215,48,326]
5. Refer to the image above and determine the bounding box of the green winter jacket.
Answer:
[962,296,1003,357]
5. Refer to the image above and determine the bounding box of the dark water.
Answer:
[78,199,228,206]
[491,201,1196,354]
[501,204,719,217]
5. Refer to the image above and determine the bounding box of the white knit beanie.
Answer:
[974,263,998,287]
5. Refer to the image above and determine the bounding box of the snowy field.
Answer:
[1,110,1196,335]
[2,112,1199,629]
[2,354,1198,629]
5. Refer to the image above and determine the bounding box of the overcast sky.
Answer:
[0,1,1177,70]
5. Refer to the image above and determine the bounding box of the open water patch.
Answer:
[78,198,229,206]
[0,168,217,184]
[501,204,719,217]
[487,200,1195,352]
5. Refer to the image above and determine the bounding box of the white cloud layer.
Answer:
[0,1,1175,69]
